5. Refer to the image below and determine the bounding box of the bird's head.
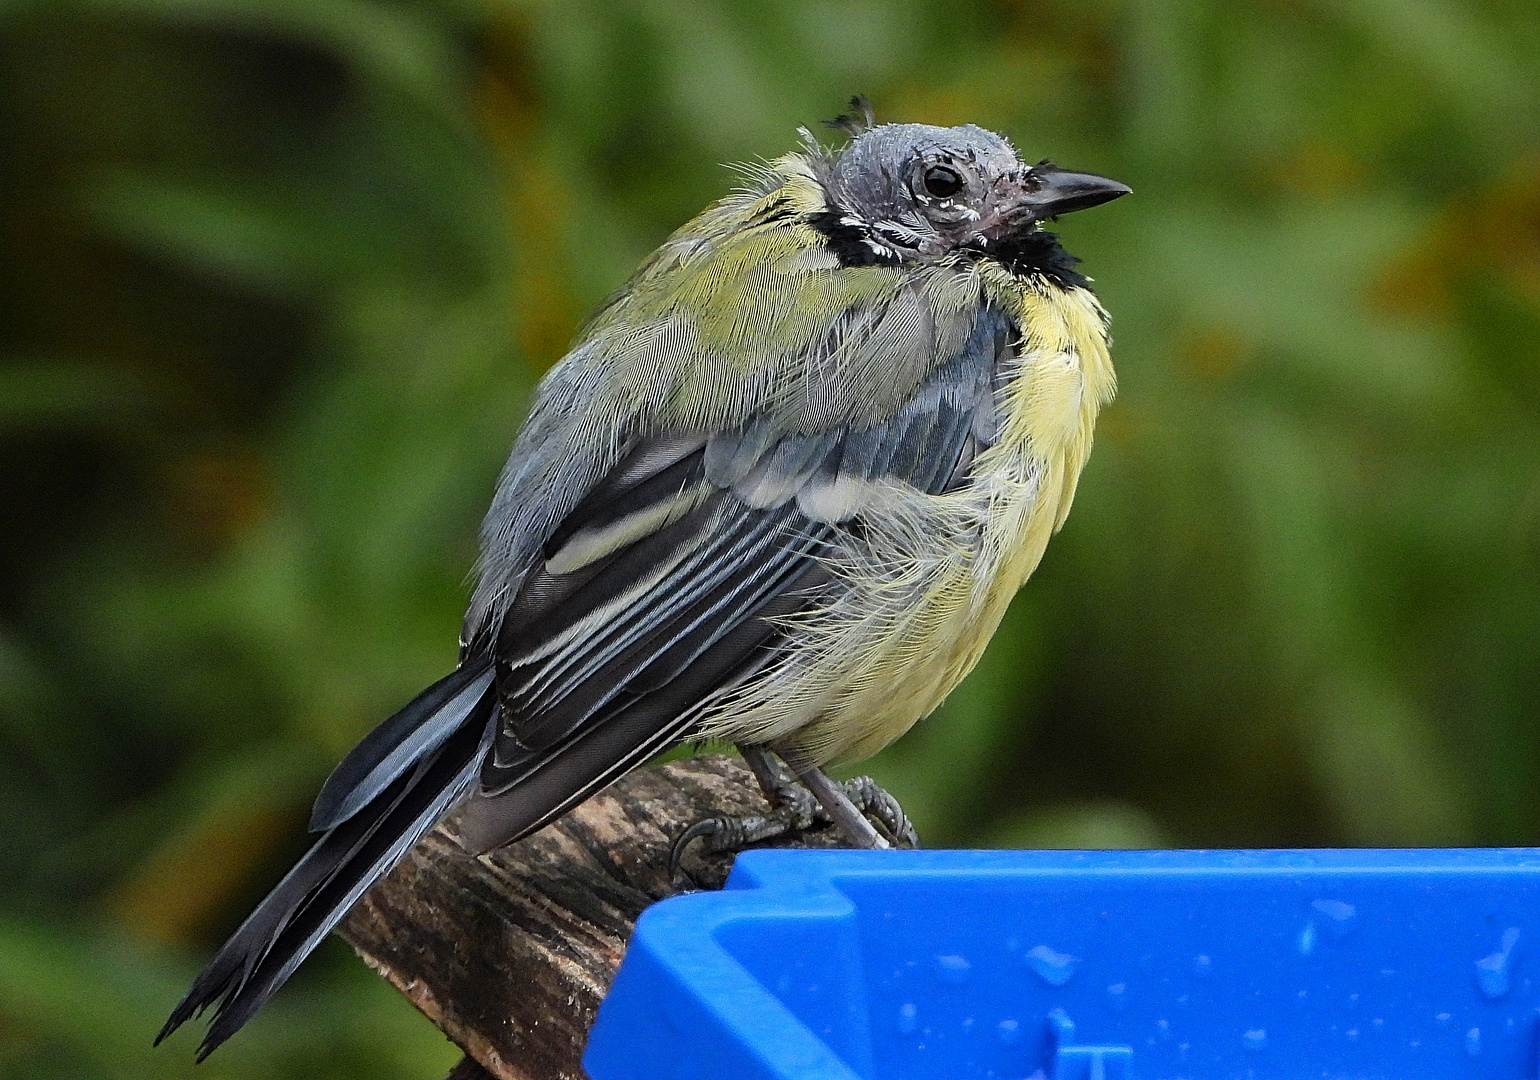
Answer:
[811,111,1129,268]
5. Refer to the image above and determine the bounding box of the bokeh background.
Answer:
[2,0,1538,1076]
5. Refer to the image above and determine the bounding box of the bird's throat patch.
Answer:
[984,227,1090,288]
[805,209,905,267]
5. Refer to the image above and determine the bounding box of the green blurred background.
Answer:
[2,0,1537,1076]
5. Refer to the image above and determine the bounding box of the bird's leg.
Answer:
[790,762,887,848]
[740,744,795,806]
[823,772,920,850]
[755,746,917,848]
[789,763,919,850]
[669,746,824,881]
[669,746,921,884]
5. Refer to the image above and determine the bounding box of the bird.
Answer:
[157,97,1128,1058]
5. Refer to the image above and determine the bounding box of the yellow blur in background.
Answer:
[1,1,1537,1076]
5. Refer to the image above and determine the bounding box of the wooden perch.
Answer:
[338,754,848,1080]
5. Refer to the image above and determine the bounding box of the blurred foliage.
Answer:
[1,0,1537,1075]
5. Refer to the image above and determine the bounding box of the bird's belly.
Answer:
[699,459,1059,765]
[699,283,1114,764]
[808,462,1060,763]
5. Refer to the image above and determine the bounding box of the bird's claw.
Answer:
[668,792,822,885]
[838,774,921,849]
[669,766,918,888]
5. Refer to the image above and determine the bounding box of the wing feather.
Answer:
[458,304,1015,854]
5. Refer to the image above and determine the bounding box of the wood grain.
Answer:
[338,754,846,1080]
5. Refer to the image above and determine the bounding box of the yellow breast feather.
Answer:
[699,261,1114,765]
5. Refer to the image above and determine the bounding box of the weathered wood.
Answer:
[445,1056,499,1080]
[338,754,845,1080]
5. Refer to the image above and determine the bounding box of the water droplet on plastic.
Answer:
[1372,1017,1384,1030]
[1026,944,1079,987]
[1475,928,1519,999]
[1107,982,1127,1011]
[1345,1028,1359,1041]
[1465,1027,1481,1057]
[1243,1028,1267,1051]
[996,1018,1020,1047]
[1310,899,1356,941]
[1298,921,1317,956]
[1048,1007,1076,1044]
[1191,954,1212,979]
[1155,1018,1171,1040]
[1435,1012,1452,1026]
[934,954,971,985]
[1476,959,1509,999]
[897,1002,918,1035]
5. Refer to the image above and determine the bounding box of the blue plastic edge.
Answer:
[583,871,864,1080]
[583,848,1540,1080]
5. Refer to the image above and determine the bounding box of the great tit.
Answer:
[159,99,1128,1057]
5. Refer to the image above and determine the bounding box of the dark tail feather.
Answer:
[156,667,496,1059]
[311,664,495,832]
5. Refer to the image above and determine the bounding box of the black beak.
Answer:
[1020,163,1131,221]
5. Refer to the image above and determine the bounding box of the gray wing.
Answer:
[454,306,1013,853]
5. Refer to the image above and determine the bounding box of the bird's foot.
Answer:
[792,763,920,850]
[833,773,921,850]
[669,782,821,875]
[668,748,919,888]
[668,755,823,885]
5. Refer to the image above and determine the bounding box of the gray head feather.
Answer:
[819,123,1035,260]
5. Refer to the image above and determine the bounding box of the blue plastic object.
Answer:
[583,848,1540,1079]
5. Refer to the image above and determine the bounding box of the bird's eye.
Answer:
[922,165,964,199]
